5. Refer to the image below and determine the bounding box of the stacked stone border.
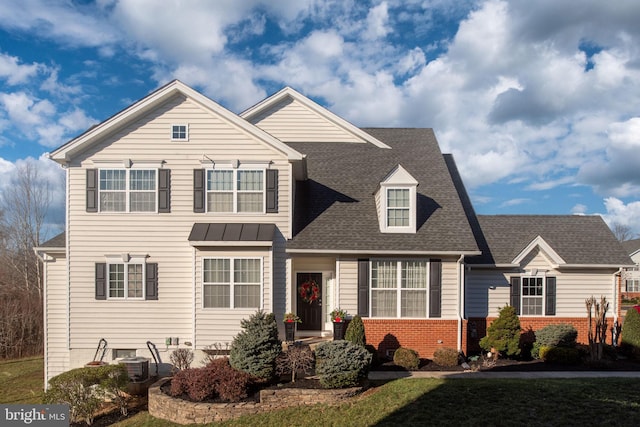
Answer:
[148,378,363,425]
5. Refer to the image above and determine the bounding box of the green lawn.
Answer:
[2,358,640,426]
[0,356,44,404]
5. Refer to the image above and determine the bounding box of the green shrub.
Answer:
[535,323,578,348]
[44,364,129,425]
[393,347,420,370]
[345,315,366,347]
[170,358,255,402]
[230,310,282,380]
[433,347,459,367]
[540,346,582,365]
[479,305,521,357]
[315,340,372,388]
[621,307,640,359]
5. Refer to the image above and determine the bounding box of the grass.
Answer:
[0,356,44,404]
[113,377,640,427]
[2,358,640,426]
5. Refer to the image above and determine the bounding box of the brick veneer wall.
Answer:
[362,319,461,359]
[466,316,619,354]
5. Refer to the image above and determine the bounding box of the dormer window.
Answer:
[377,165,418,233]
[172,124,188,141]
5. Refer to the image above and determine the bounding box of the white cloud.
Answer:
[363,2,391,41]
[600,197,640,236]
[571,204,587,215]
[0,52,41,85]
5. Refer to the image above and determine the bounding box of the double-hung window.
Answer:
[108,263,144,299]
[99,169,157,212]
[627,279,640,292]
[203,258,261,308]
[511,275,556,316]
[207,169,264,213]
[521,277,543,315]
[387,188,410,227]
[371,260,428,318]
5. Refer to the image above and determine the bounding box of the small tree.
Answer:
[621,307,640,359]
[229,310,282,380]
[344,315,366,347]
[585,296,609,361]
[276,343,314,382]
[479,305,521,357]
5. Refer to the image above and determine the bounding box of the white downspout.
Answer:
[457,254,465,353]
[614,268,623,324]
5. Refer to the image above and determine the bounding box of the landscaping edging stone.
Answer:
[148,377,363,425]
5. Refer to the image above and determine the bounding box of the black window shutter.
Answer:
[95,263,106,300]
[158,169,170,213]
[145,263,158,300]
[545,277,556,315]
[429,259,442,318]
[193,169,205,213]
[357,259,370,317]
[266,169,278,213]
[86,169,98,212]
[510,277,521,315]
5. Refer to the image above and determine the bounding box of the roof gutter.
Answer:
[286,249,482,256]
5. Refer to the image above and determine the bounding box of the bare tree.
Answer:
[611,222,634,242]
[0,162,52,297]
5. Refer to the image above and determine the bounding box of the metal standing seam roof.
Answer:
[285,128,480,254]
[188,223,276,242]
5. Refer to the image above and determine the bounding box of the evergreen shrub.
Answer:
[479,305,521,357]
[344,315,366,347]
[433,347,459,367]
[315,340,372,388]
[621,307,640,359]
[393,347,420,370]
[229,310,282,380]
[535,323,578,348]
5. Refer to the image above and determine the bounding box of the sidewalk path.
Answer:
[369,370,640,380]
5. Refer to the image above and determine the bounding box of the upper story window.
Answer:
[99,169,157,212]
[207,169,264,213]
[108,262,144,299]
[172,124,188,141]
[377,165,418,234]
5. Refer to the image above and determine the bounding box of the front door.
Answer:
[296,272,323,331]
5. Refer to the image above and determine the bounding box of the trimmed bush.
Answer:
[535,323,578,348]
[393,347,420,370]
[315,340,372,388]
[479,305,521,357]
[621,307,640,359]
[540,346,582,365]
[345,315,366,347]
[230,310,282,380]
[44,364,129,425]
[170,358,254,402]
[433,347,459,367]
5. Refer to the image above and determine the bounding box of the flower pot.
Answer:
[333,321,347,340]
[284,321,296,342]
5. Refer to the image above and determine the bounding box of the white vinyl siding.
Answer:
[60,94,289,365]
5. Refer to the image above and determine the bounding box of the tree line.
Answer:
[0,162,53,359]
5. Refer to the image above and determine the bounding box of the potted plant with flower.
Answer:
[283,312,301,342]
[330,308,348,340]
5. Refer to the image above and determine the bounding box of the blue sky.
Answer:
[1,0,640,237]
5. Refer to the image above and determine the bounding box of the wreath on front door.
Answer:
[298,279,320,304]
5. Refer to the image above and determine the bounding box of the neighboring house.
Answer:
[34,80,632,386]
[621,238,640,299]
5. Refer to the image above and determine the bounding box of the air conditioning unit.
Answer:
[119,357,149,382]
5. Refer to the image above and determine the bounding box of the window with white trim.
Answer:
[371,260,427,318]
[172,124,188,140]
[627,279,640,292]
[387,188,410,227]
[203,258,261,308]
[521,276,543,315]
[99,169,157,212]
[206,169,264,213]
[108,263,144,299]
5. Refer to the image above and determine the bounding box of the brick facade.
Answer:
[362,319,461,359]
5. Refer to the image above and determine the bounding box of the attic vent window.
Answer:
[172,124,188,141]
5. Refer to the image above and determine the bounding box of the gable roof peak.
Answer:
[381,164,419,186]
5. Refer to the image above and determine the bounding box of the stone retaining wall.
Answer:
[148,378,362,425]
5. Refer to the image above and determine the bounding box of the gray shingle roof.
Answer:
[467,215,633,266]
[286,128,480,253]
[621,238,640,256]
[39,232,65,248]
